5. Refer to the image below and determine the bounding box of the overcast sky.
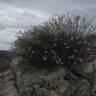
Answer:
[0,0,96,50]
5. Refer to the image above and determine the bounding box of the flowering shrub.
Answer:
[12,15,96,69]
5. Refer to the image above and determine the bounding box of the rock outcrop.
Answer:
[0,69,18,96]
[0,59,96,96]
[15,66,91,96]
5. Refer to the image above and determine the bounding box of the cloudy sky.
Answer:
[0,0,96,50]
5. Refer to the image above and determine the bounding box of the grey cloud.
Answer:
[0,3,47,50]
[0,0,96,50]
[1,0,96,14]
[0,6,46,28]
[0,44,10,50]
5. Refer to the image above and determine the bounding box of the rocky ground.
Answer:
[16,68,90,96]
[0,81,18,96]
[0,58,96,96]
[0,66,92,96]
[0,69,18,96]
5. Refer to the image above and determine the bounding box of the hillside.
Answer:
[0,50,11,73]
[0,50,10,60]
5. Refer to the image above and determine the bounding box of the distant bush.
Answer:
[12,15,96,69]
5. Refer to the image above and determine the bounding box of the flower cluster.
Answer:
[12,15,96,69]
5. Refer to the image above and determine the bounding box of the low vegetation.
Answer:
[12,14,96,71]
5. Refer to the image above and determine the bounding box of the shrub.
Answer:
[12,15,96,69]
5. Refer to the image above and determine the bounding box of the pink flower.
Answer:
[56,60,59,64]
[43,46,47,49]
[64,43,67,45]
[28,47,31,51]
[71,38,74,41]
[86,48,91,51]
[53,56,56,59]
[58,58,61,62]
[66,46,70,49]
[30,55,32,57]
[54,43,57,47]
[31,51,35,54]
[76,36,79,39]
[79,58,84,63]
[54,38,58,42]
[68,55,75,59]
[43,57,47,61]
[61,62,64,64]
[74,16,80,21]
[74,49,77,53]
[45,50,48,53]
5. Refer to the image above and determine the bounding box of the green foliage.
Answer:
[12,15,96,69]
